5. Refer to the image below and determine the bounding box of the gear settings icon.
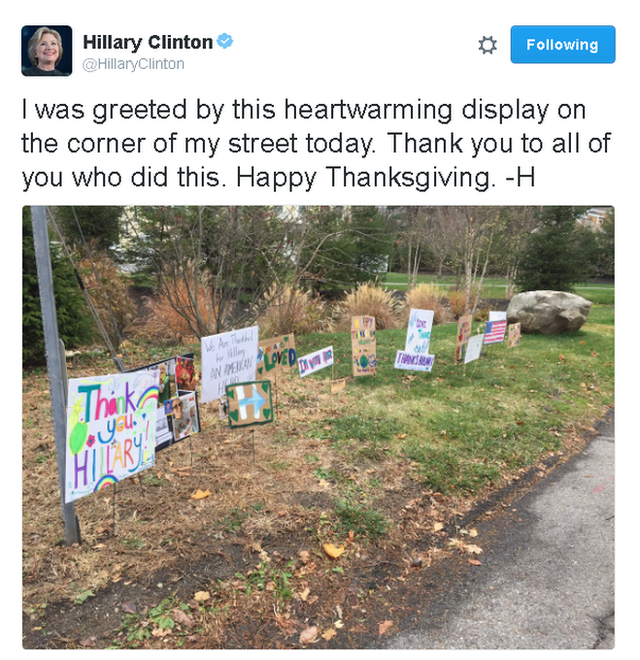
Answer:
[479,36,497,54]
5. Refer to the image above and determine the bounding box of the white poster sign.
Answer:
[298,346,334,377]
[394,351,435,372]
[65,370,159,502]
[201,326,259,403]
[405,309,434,354]
[464,334,484,364]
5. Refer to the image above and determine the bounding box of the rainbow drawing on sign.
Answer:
[137,386,159,410]
[65,371,160,503]
[93,474,119,491]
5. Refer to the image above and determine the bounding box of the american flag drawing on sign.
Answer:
[483,320,507,345]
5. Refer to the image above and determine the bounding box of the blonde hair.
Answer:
[27,27,63,66]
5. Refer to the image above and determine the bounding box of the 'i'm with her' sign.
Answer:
[65,370,160,502]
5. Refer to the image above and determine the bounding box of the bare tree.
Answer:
[127,206,288,336]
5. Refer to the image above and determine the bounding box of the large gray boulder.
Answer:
[507,290,592,334]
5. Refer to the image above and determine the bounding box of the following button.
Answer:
[511,26,615,63]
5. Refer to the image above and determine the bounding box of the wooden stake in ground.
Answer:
[112,484,117,537]
[273,373,279,420]
[251,429,256,463]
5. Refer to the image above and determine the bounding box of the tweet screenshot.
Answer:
[11,2,634,654]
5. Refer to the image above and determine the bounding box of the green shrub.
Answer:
[23,208,95,368]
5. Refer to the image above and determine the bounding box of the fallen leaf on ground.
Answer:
[465,544,483,555]
[468,558,482,566]
[323,543,345,559]
[190,489,211,500]
[434,522,444,532]
[299,625,318,645]
[298,587,310,602]
[274,612,298,637]
[172,609,194,627]
[298,550,311,564]
[379,620,393,635]
[121,602,136,614]
[322,628,337,641]
[193,591,210,602]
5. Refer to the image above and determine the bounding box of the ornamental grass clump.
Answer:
[257,284,328,337]
[402,283,451,325]
[336,282,400,331]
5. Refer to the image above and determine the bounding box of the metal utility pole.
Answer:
[30,206,81,545]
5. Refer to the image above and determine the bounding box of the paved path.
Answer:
[384,415,615,650]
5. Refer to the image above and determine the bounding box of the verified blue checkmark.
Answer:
[217,33,233,49]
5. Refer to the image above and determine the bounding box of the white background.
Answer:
[6,1,635,656]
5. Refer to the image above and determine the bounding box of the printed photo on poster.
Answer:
[175,356,197,391]
[155,412,173,451]
[170,392,200,442]
[156,358,176,406]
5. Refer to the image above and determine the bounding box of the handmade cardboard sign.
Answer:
[483,320,507,345]
[351,316,376,376]
[226,380,274,428]
[298,346,334,377]
[65,370,159,502]
[394,351,435,372]
[256,334,297,377]
[465,334,484,364]
[507,322,522,348]
[455,315,472,364]
[330,378,347,394]
[201,326,259,403]
[405,308,434,354]
[489,311,507,322]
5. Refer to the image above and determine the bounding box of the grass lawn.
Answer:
[382,272,615,305]
[296,304,614,495]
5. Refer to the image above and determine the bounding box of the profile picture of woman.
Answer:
[22,26,71,76]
